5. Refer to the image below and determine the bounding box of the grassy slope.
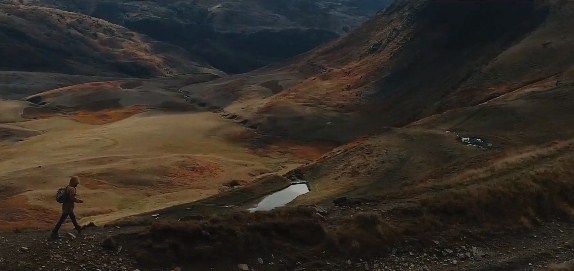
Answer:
[0,111,307,229]
[0,74,312,229]
[0,4,219,77]
[196,0,573,142]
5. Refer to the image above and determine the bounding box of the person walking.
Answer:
[51,176,84,239]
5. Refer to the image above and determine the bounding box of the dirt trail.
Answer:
[0,226,141,271]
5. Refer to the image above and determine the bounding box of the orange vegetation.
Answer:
[254,140,337,161]
[167,160,221,188]
[69,106,147,125]
[23,106,147,125]
[0,195,59,231]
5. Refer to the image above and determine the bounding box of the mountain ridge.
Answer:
[0,3,221,77]
[2,0,392,73]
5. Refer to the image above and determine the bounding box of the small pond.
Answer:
[249,183,310,212]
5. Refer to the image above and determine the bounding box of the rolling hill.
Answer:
[0,3,221,77]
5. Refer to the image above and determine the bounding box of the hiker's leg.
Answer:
[53,213,68,233]
[51,213,69,238]
[69,212,81,230]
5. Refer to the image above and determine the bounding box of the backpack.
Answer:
[56,187,68,203]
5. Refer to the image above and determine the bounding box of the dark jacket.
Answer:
[62,186,78,213]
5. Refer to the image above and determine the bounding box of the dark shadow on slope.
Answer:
[365,0,551,126]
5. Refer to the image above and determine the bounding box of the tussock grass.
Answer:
[332,212,397,256]
[421,177,574,229]
[416,145,574,231]
[121,208,398,265]
[127,208,325,264]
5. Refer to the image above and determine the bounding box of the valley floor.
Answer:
[0,109,321,229]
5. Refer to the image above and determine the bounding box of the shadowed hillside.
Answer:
[0,71,117,100]
[0,4,220,77]
[7,0,392,73]
[181,0,574,143]
[253,0,570,141]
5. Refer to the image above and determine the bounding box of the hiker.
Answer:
[51,176,84,239]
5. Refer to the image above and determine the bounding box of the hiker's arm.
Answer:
[70,188,83,203]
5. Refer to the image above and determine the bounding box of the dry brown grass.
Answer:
[412,144,574,231]
[77,177,114,190]
[331,212,397,256]
[549,260,574,271]
[124,208,326,264]
[78,157,227,190]
[166,160,222,189]
[0,195,59,231]
[120,208,398,266]
[409,140,574,192]
[420,176,574,230]
[252,139,337,160]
